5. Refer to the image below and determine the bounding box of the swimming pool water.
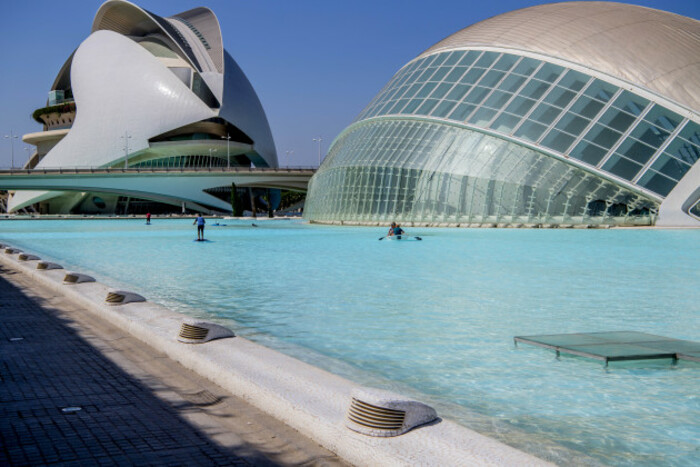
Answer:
[2,218,698,465]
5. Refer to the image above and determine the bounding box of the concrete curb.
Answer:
[0,245,552,467]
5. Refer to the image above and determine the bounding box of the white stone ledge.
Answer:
[0,245,552,467]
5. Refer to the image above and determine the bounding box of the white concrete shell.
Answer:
[12,0,276,213]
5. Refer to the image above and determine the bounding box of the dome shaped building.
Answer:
[305,2,700,227]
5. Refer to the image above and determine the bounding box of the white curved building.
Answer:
[305,2,700,227]
[13,0,276,214]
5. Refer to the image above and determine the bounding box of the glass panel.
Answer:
[534,63,564,83]
[570,141,608,165]
[490,113,522,133]
[498,74,527,93]
[448,102,476,121]
[469,107,498,127]
[506,96,537,116]
[431,52,450,67]
[598,108,637,133]
[403,83,423,99]
[530,103,562,125]
[602,154,644,180]
[416,67,435,83]
[650,153,691,181]
[663,137,700,165]
[616,138,657,164]
[637,170,676,196]
[541,130,576,153]
[492,54,518,71]
[446,84,471,101]
[402,99,422,114]
[584,79,618,103]
[569,97,604,119]
[478,70,506,88]
[458,50,481,67]
[611,90,648,116]
[416,99,440,115]
[643,105,682,131]
[431,100,458,118]
[558,70,589,92]
[519,80,551,100]
[443,51,462,66]
[429,67,450,82]
[444,67,467,83]
[512,57,540,76]
[555,113,590,134]
[514,120,547,142]
[464,86,491,105]
[475,51,499,68]
[388,99,409,114]
[585,124,622,149]
[679,121,700,145]
[463,67,486,84]
[483,90,512,110]
[543,87,577,108]
[630,122,671,148]
[430,82,454,100]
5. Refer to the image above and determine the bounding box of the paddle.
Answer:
[378,236,422,241]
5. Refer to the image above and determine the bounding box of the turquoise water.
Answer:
[2,218,698,465]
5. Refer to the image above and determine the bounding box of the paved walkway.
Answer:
[0,264,345,466]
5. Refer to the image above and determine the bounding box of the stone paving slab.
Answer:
[0,265,344,466]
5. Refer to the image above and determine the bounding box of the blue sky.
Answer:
[1,0,698,168]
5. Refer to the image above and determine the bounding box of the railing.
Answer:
[0,166,317,175]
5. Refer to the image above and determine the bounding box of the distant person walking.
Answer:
[194,214,205,240]
[146,212,151,225]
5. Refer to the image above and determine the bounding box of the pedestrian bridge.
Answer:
[0,167,315,213]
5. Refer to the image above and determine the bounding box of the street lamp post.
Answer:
[120,131,131,169]
[4,130,18,170]
[208,148,217,169]
[312,137,323,167]
[24,147,31,169]
[285,150,294,168]
[221,133,231,168]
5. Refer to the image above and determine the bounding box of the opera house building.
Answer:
[305,2,700,227]
[14,0,276,214]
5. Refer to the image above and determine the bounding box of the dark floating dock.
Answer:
[514,331,700,366]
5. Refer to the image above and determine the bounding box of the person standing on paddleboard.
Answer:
[194,214,206,241]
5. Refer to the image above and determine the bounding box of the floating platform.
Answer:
[514,331,700,366]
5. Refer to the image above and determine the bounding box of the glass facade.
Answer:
[306,49,699,225]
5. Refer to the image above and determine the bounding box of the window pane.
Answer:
[520,80,551,100]
[430,82,454,100]
[492,54,518,71]
[585,124,622,149]
[446,84,471,101]
[402,99,422,114]
[431,52,450,67]
[483,90,512,110]
[612,90,649,116]
[570,141,608,165]
[443,51,461,66]
[643,105,682,132]
[463,67,486,84]
[506,96,537,116]
[512,57,540,76]
[555,113,590,134]
[416,67,435,83]
[543,87,577,108]
[490,113,522,133]
[570,97,604,119]
[530,103,562,125]
[584,79,618,103]
[403,83,423,99]
[416,82,438,98]
[429,67,450,82]
[444,67,467,83]
[514,120,547,141]
[534,63,564,83]
[650,153,691,181]
[498,74,526,93]
[602,154,644,180]
[637,170,676,196]
[478,70,506,88]
[464,86,490,105]
[458,50,481,67]
[558,70,589,92]
[598,108,637,133]
[431,100,458,118]
[416,99,440,115]
[616,138,657,164]
[475,51,499,68]
[630,122,670,148]
[541,130,576,152]
[679,121,700,145]
[469,107,498,127]
[448,102,476,121]
[663,137,700,165]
